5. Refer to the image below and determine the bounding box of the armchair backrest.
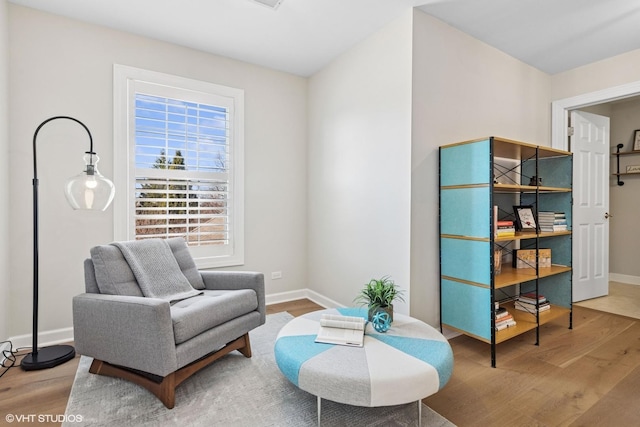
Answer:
[84,237,205,296]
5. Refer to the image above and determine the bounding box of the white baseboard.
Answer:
[10,289,451,351]
[441,326,462,340]
[265,288,343,309]
[265,289,309,305]
[9,327,75,351]
[609,273,640,286]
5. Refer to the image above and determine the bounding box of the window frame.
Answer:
[113,64,245,268]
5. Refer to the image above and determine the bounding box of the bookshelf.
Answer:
[439,137,572,367]
[613,143,640,186]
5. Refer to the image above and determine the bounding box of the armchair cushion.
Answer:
[89,237,206,297]
[167,237,205,290]
[170,289,258,344]
[89,245,143,297]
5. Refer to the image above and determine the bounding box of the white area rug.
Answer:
[64,312,454,426]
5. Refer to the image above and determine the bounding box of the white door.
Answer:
[571,110,610,301]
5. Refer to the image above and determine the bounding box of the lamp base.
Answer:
[20,345,76,371]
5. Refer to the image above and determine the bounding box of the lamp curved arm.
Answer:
[33,116,94,181]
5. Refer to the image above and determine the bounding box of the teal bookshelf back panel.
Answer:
[545,235,572,266]
[441,278,490,340]
[522,156,572,188]
[441,237,490,285]
[521,272,572,308]
[441,187,490,238]
[440,139,490,186]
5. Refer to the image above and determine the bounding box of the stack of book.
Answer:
[495,306,516,331]
[495,220,515,237]
[538,211,568,232]
[514,292,551,313]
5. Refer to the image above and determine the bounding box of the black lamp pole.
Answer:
[21,116,96,370]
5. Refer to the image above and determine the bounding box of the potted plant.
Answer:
[354,276,405,322]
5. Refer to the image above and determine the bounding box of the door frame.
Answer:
[551,79,640,300]
[551,80,640,151]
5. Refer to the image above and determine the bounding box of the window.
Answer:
[114,65,244,268]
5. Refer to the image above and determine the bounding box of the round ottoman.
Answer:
[274,308,453,423]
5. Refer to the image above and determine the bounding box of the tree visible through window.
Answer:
[134,94,229,246]
[114,65,244,268]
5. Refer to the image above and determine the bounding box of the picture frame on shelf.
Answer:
[513,205,537,231]
[633,129,640,152]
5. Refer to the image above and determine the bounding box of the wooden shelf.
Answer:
[442,230,571,242]
[495,316,536,343]
[442,183,571,193]
[493,183,571,193]
[495,230,571,242]
[613,145,640,185]
[494,264,572,289]
[613,151,640,156]
[443,303,572,345]
[495,303,570,343]
[443,136,572,160]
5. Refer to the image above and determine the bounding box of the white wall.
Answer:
[0,0,9,342]
[607,99,640,279]
[410,10,551,325]
[551,49,640,101]
[8,5,307,343]
[307,11,414,314]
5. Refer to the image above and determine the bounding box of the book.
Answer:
[494,212,516,237]
[514,301,551,313]
[315,314,366,347]
[518,292,547,304]
[539,211,568,232]
[495,319,517,330]
[495,307,509,319]
[495,314,514,324]
[494,306,515,329]
[497,220,516,237]
[497,229,516,237]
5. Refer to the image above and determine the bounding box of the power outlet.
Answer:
[271,271,282,280]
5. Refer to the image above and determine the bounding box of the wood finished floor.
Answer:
[574,281,640,320]
[1,299,639,426]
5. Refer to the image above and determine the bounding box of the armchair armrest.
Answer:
[72,293,177,377]
[200,271,265,324]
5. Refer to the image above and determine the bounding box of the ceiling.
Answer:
[418,0,640,75]
[8,0,640,76]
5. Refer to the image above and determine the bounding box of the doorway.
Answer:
[551,80,640,317]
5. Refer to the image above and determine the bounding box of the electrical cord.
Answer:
[0,341,31,379]
[0,340,17,378]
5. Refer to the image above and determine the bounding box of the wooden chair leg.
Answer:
[90,359,176,409]
[87,333,252,409]
[238,333,252,358]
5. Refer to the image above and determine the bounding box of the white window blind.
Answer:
[134,94,230,246]
[114,65,244,268]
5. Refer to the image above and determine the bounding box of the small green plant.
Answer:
[354,276,405,311]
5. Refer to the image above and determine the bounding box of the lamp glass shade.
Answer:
[64,153,115,211]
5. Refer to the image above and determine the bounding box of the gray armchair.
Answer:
[72,238,265,409]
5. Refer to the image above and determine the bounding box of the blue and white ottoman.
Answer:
[274,308,453,425]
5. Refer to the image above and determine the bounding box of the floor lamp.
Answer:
[21,116,115,371]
